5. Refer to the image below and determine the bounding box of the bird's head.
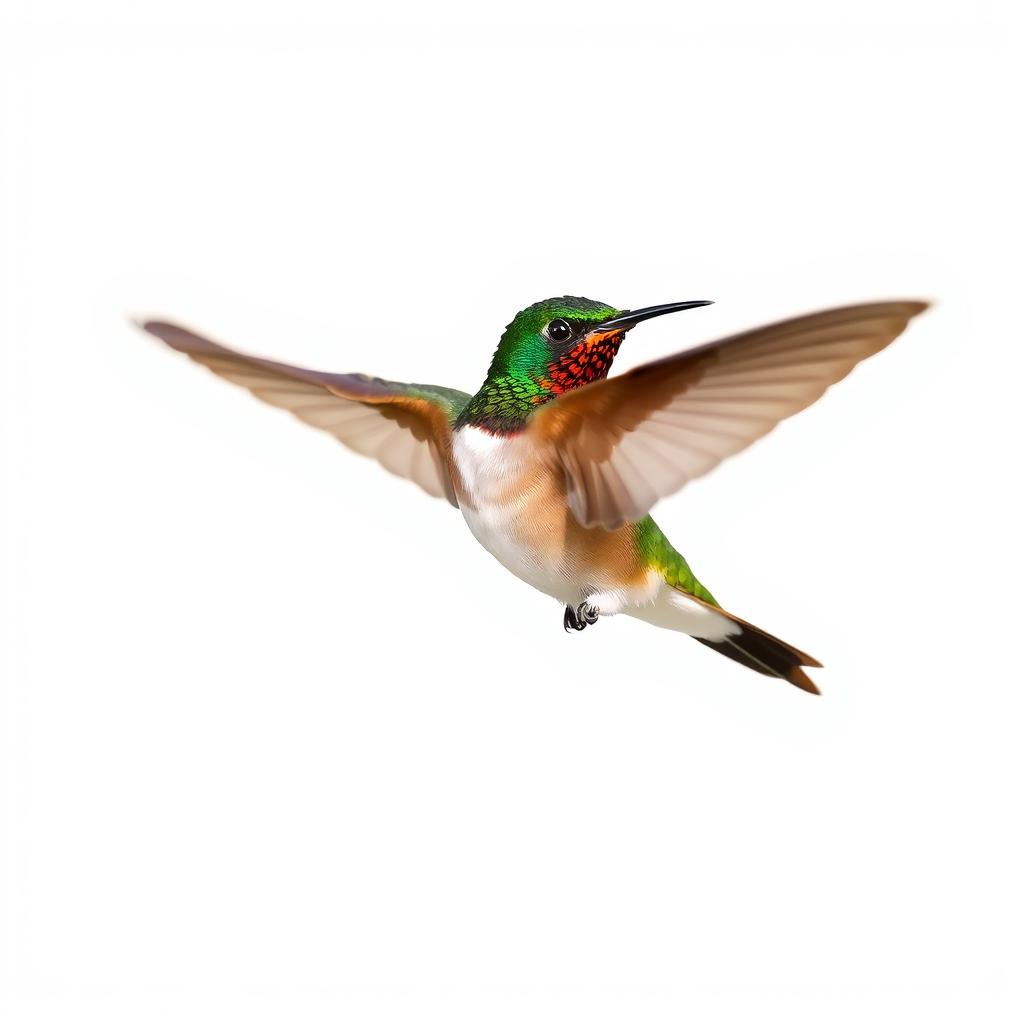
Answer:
[486,295,712,399]
[459,295,712,433]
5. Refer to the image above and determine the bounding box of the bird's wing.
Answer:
[528,301,928,529]
[140,320,471,505]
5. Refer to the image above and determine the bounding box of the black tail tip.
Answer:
[695,632,822,695]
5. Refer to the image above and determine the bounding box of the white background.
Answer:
[2,2,1022,1021]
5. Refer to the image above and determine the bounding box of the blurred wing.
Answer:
[140,320,471,505]
[530,301,929,529]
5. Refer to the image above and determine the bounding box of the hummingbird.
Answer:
[139,296,927,695]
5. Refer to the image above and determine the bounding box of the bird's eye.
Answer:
[547,319,572,342]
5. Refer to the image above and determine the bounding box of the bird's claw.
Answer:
[563,602,600,632]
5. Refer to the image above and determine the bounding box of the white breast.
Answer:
[451,426,574,602]
[452,425,532,504]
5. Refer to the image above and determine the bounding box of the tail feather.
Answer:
[695,632,820,694]
[679,589,822,695]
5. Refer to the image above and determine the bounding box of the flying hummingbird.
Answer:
[139,296,927,694]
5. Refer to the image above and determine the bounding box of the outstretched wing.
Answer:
[140,320,471,505]
[529,301,929,529]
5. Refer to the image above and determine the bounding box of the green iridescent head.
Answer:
[486,296,621,382]
[457,295,713,433]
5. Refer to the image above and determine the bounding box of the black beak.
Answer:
[596,300,713,331]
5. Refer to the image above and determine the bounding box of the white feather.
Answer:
[453,427,574,600]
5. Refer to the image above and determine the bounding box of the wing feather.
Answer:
[140,320,470,504]
[531,301,928,529]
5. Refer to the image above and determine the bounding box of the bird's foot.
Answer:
[563,602,600,632]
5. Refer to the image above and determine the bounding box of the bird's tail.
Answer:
[679,589,823,694]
